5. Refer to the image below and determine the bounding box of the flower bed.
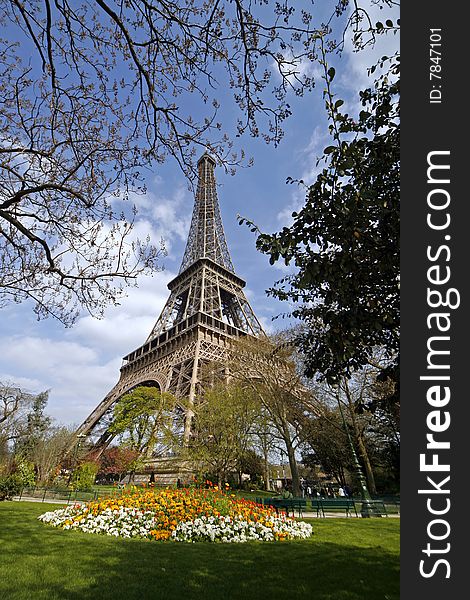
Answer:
[38,487,313,543]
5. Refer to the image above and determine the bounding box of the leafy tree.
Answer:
[98,446,141,483]
[29,425,76,485]
[0,383,50,451]
[0,474,23,501]
[242,53,400,384]
[70,460,100,491]
[0,384,25,459]
[236,448,265,489]
[15,391,52,458]
[13,460,37,487]
[109,386,176,458]
[0,383,77,485]
[186,383,258,488]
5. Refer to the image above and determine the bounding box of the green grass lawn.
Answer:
[0,501,399,600]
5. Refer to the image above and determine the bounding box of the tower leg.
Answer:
[183,338,201,444]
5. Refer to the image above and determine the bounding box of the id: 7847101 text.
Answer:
[429,29,442,104]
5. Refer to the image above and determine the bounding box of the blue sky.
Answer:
[0,1,399,426]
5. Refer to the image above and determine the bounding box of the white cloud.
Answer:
[126,181,192,257]
[150,185,192,243]
[108,176,193,258]
[0,335,121,424]
[0,336,97,371]
[0,373,44,394]
[70,269,176,353]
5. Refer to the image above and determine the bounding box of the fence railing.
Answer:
[15,486,123,504]
[14,483,172,504]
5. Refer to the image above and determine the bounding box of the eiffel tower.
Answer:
[74,153,264,461]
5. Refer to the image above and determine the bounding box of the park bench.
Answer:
[318,498,358,517]
[377,496,400,514]
[258,497,306,518]
[257,497,391,518]
[309,499,324,517]
[364,500,388,517]
[288,498,307,517]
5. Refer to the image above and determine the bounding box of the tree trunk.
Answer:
[263,454,270,491]
[285,439,300,496]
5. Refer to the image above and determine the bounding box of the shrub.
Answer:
[0,474,23,501]
[15,461,37,487]
[70,461,99,491]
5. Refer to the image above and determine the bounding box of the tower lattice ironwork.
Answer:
[74,153,264,456]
